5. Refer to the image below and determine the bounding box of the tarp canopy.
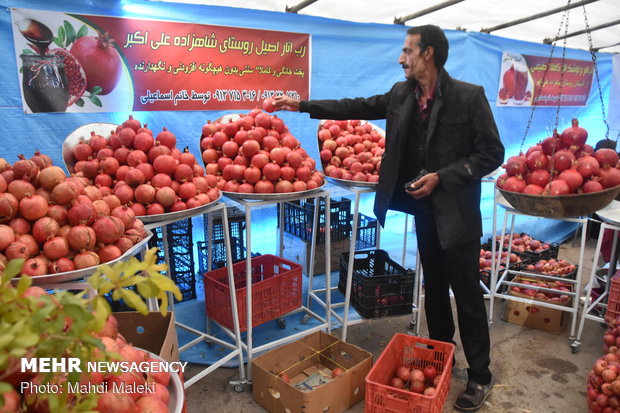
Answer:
[160,0,620,53]
[0,0,615,242]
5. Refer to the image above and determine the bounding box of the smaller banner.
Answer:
[497,51,594,107]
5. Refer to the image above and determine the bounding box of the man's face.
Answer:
[398,34,431,80]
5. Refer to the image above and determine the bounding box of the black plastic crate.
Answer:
[281,197,352,244]
[148,218,195,302]
[338,249,414,319]
[356,213,378,250]
[479,242,530,288]
[489,233,560,260]
[197,237,260,275]
[203,206,246,246]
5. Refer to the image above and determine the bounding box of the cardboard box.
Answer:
[114,311,179,362]
[283,233,349,275]
[252,331,373,413]
[502,277,572,334]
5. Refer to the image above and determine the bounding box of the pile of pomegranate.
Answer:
[2,297,174,413]
[508,276,571,303]
[497,118,620,195]
[68,116,219,215]
[587,317,620,412]
[200,109,325,194]
[388,364,440,396]
[0,151,148,276]
[524,258,577,277]
[493,233,553,254]
[318,119,384,183]
[479,248,523,273]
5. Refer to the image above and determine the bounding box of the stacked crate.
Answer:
[197,206,257,276]
[148,218,195,302]
[281,197,378,275]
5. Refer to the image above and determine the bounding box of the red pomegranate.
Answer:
[69,31,122,94]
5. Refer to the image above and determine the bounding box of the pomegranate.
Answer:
[70,31,122,94]
[599,168,620,189]
[523,184,544,194]
[595,148,620,168]
[545,179,570,195]
[583,179,604,193]
[540,132,566,156]
[19,194,48,221]
[32,217,59,243]
[558,169,583,193]
[525,150,548,170]
[111,205,136,230]
[67,202,95,226]
[38,166,66,190]
[73,250,101,269]
[552,149,576,172]
[43,236,69,260]
[67,225,97,251]
[155,187,176,207]
[98,244,122,262]
[560,118,588,148]
[576,154,600,179]
[0,225,15,250]
[13,155,39,181]
[93,216,125,244]
[503,176,526,193]
[153,154,177,175]
[156,127,177,148]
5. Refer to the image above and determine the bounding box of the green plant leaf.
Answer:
[22,49,34,54]
[57,25,66,47]
[136,280,158,298]
[90,86,102,96]
[3,259,24,282]
[63,20,76,46]
[0,381,12,394]
[16,275,32,296]
[53,37,63,48]
[75,98,85,107]
[119,289,148,314]
[13,329,38,348]
[76,24,88,39]
[88,95,102,107]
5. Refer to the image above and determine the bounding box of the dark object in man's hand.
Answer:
[404,169,429,192]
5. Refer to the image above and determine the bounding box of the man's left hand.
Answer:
[406,172,440,199]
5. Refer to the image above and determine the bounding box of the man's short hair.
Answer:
[406,25,449,69]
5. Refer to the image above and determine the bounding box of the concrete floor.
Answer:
[182,237,605,413]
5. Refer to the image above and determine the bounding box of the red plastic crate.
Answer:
[605,271,620,323]
[365,334,455,413]
[203,254,302,332]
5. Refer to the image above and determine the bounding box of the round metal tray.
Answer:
[326,176,378,188]
[15,228,153,285]
[498,185,620,218]
[63,122,118,172]
[138,192,223,224]
[222,183,326,201]
[316,119,384,187]
[138,348,184,413]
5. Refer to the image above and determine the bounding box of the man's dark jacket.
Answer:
[300,69,505,249]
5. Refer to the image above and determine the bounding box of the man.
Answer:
[273,25,504,411]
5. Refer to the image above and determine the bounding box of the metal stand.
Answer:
[144,202,246,389]
[489,192,589,344]
[573,201,620,353]
[326,181,422,341]
[220,188,332,381]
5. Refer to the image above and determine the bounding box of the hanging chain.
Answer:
[520,0,572,150]
[554,6,571,129]
[582,3,611,141]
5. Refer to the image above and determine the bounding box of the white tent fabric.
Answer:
[158,0,620,53]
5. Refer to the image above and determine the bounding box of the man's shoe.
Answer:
[454,380,492,411]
